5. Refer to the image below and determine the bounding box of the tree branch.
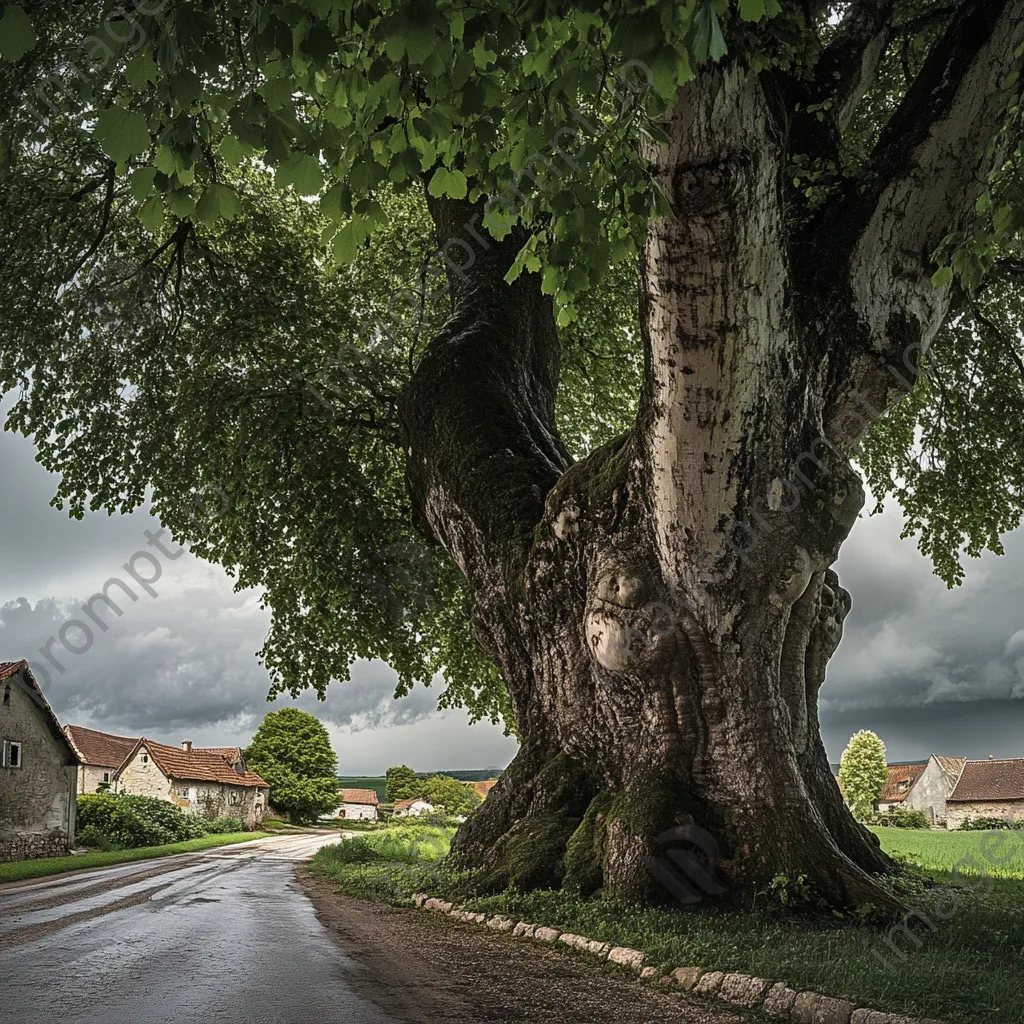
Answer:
[819,0,1024,443]
[399,197,567,585]
[814,0,894,129]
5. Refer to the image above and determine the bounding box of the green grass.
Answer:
[0,831,272,885]
[872,825,1024,878]
[311,823,1024,1024]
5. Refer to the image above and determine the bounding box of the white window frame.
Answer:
[3,740,23,768]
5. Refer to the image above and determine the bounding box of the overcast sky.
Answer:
[2,392,1022,772]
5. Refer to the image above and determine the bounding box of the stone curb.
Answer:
[408,894,948,1024]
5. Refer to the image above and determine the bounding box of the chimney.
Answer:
[182,740,192,753]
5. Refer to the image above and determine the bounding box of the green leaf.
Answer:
[331,219,367,264]
[275,152,324,195]
[0,5,36,62]
[931,266,953,289]
[129,167,157,201]
[166,189,195,218]
[738,0,767,22]
[195,183,241,225]
[93,108,151,165]
[218,134,251,166]
[138,194,165,233]
[427,167,468,200]
[709,10,728,61]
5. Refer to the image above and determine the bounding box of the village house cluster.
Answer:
[0,660,269,862]
[875,755,1024,828]
[334,780,497,821]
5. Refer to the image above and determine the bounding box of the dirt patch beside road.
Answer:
[298,869,756,1024]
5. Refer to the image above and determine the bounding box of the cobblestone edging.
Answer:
[411,895,946,1024]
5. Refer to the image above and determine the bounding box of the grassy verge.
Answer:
[310,824,1024,1024]
[0,831,272,885]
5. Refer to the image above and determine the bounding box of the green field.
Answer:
[0,832,272,886]
[873,825,1024,878]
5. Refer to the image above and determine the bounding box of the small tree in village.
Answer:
[245,709,340,825]
[384,764,421,804]
[423,774,483,817]
[839,731,889,822]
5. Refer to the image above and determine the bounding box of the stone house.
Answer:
[875,762,927,813]
[337,788,379,820]
[946,758,1024,829]
[393,797,433,817]
[0,660,79,862]
[902,754,967,824]
[115,738,269,829]
[65,724,139,794]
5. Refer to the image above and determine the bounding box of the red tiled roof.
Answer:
[65,725,139,768]
[473,779,497,799]
[949,759,1024,802]
[1,660,78,764]
[204,746,244,764]
[341,788,379,806]
[880,763,926,803]
[117,738,268,788]
[394,797,430,810]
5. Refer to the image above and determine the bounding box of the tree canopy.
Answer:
[838,730,888,820]
[1,0,1022,730]
[244,707,340,822]
[384,763,420,802]
[422,773,483,815]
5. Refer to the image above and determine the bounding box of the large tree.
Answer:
[2,1,1023,912]
[244,709,340,823]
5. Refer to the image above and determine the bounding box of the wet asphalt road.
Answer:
[0,833,402,1024]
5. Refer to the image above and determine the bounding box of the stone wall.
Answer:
[946,799,1024,829]
[0,672,77,842]
[78,764,117,794]
[0,828,71,863]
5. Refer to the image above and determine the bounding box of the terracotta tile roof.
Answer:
[341,788,379,806]
[880,763,926,803]
[65,725,139,768]
[204,746,244,764]
[394,797,430,810]
[117,738,268,788]
[949,759,1024,802]
[473,779,497,799]
[1,660,78,764]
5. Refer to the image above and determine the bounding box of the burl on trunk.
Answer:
[400,5,1024,912]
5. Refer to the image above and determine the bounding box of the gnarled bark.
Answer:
[398,6,1022,914]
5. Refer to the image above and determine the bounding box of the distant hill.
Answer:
[337,768,503,802]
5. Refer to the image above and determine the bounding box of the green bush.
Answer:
[867,807,931,829]
[958,816,1019,831]
[76,793,234,849]
[205,816,246,834]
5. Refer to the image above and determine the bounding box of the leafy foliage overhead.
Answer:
[0,1,1022,726]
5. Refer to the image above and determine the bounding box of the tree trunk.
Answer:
[399,12,1023,911]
